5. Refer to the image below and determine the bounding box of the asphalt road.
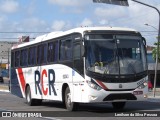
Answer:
[0,91,160,120]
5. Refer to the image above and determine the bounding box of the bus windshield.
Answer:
[85,34,147,76]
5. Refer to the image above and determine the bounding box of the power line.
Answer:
[0,31,157,33]
[0,38,35,39]
[0,32,50,33]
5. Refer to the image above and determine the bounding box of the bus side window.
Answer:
[60,39,72,61]
[15,51,20,67]
[37,45,42,64]
[43,43,47,64]
[73,42,80,59]
[28,47,31,65]
[37,44,47,64]
[48,42,53,62]
[48,41,58,63]
[28,47,36,66]
[20,49,28,67]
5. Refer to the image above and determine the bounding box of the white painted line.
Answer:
[0,90,9,92]
[42,117,62,120]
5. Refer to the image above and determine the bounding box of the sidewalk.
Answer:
[147,89,160,102]
[0,77,9,92]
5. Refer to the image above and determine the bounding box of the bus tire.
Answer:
[65,87,78,111]
[25,86,36,106]
[112,102,126,109]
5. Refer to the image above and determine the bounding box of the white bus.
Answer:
[10,27,148,111]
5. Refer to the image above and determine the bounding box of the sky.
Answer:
[0,0,160,46]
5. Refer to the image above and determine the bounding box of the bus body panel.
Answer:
[80,76,148,103]
[10,68,23,98]
[10,27,148,109]
[12,64,148,103]
[11,64,85,102]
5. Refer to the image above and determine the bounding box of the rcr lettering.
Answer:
[34,69,57,96]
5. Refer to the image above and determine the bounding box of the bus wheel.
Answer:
[25,86,35,106]
[112,102,126,109]
[65,87,78,111]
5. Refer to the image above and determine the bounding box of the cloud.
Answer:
[26,0,36,16]
[94,6,127,19]
[99,19,109,25]
[94,1,158,29]
[48,0,79,6]
[0,0,19,13]
[22,18,48,31]
[52,20,65,31]
[48,0,92,14]
[92,0,159,45]
[51,20,72,31]
[48,0,89,6]
[0,16,48,32]
[80,18,93,26]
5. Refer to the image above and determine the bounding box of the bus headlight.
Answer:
[87,80,102,91]
[138,82,148,89]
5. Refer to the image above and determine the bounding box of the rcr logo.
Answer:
[34,69,57,96]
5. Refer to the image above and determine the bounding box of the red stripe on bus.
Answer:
[17,68,26,93]
[96,80,108,90]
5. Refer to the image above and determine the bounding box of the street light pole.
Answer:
[131,0,160,97]
[144,23,158,31]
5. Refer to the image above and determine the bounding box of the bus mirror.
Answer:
[142,37,146,46]
[142,37,147,55]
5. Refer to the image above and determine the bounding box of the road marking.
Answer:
[0,90,9,92]
[0,108,10,111]
[43,117,62,120]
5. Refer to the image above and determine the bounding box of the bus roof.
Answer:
[12,26,138,49]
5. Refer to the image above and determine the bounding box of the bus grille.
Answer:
[103,93,137,101]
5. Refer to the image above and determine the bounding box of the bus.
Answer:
[10,27,148,111]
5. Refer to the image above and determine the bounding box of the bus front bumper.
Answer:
[81,87,148,103]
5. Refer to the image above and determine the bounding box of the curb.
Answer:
[147,98,160,103]
[0,89,9,92]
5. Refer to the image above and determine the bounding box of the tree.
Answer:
[152,42,160,63]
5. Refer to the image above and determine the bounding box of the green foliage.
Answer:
[152,42,160,62]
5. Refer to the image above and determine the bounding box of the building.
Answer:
[0,41,17,77]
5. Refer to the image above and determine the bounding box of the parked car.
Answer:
[0,76,4,83]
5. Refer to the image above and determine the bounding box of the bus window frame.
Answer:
[11,51,15,68]
[47,40,59,64]
[28,45,37,67]
[59,36,73,62]
[20,48,28,67]
[14,50,21,68]
[37,43,48,65]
